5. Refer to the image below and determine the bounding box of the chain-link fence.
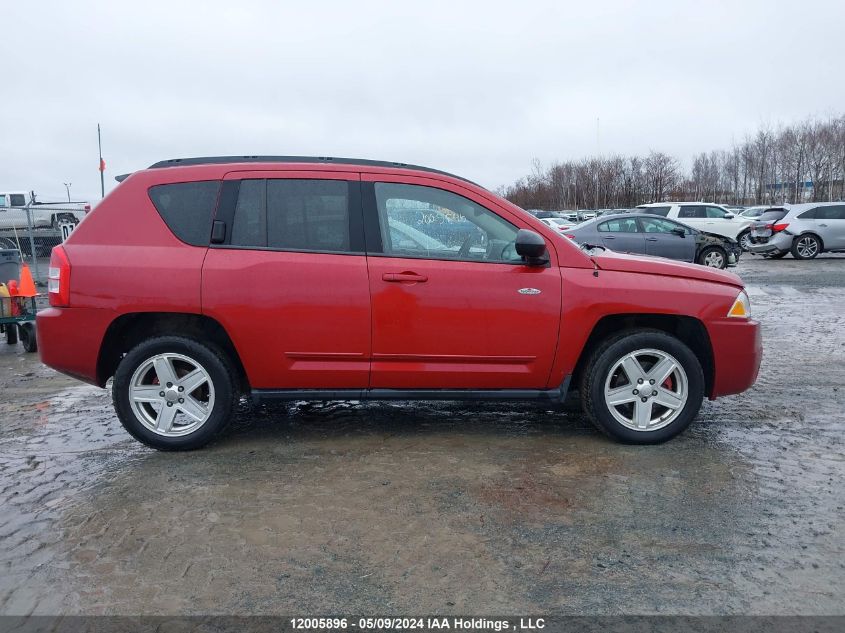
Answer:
[0,204,84,289]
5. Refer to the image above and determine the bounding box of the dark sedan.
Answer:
[563,213,741,268]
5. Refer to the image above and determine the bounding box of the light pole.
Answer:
[63,182,72,202]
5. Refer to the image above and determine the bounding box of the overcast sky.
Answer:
[1,0,843,203]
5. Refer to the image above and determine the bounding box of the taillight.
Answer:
[772,222,790,233]
[83,204,91,214]
[48,246,71,307]
[563,233,576,239]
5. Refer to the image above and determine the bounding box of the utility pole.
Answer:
[97,124,105,198]
[63,182,72,202]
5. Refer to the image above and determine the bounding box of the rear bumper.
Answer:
[748,232,791,254]
[37,307,112,386]
[707,318,762,398]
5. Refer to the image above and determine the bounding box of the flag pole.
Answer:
[98,123,105,198]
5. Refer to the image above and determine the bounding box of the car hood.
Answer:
[592,249,743,287]
[699,230,738,245]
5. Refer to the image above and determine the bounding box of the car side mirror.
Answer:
[724,213,735,219]
[671,227,686,237]
[515,229,548,265]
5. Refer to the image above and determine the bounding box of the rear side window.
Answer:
[10,193,26,206]
[598,218,639,232]
[230,179,352,252]
[268,180,349,251]
[813,205,845,220]
[678,206,706,219]
[798,208,817,219]
[639,206,671,217]
[149,181,220,246]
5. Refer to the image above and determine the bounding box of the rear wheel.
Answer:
[580,329,705,444]
[112,336,237,450]
[19,322,37,353]
[791,234,821,259]
[697,246,728,269]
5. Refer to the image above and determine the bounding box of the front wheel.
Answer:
[112,336,237,450]
[579,330,705,444]
[791,234,821,260]
[697,246,728,269]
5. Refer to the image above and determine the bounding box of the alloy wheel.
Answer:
[703,250,725,268]
[603,348,688,432]
[796,236,819,258]
[128,353,216,437]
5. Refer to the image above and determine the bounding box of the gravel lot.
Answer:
[1,254,843,616]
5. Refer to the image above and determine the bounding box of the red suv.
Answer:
[37,157,761,450]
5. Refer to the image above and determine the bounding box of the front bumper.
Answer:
[748,231,791,255]
[706,318,762,399]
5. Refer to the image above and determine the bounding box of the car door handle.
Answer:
[646,237,659,241]
[603,235,616,239]
[818,223,828,227]
[383,272,428,283]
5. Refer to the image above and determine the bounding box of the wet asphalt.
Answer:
[0,254,843,615]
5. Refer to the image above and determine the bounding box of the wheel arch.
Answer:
[96,312,249,392]
[794,231,824,250]
[571,313,715,398]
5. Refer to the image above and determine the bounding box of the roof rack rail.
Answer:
[146,156,478,186]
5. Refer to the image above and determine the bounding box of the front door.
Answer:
[363,176,562,390]
[202,171,371,389]
[639,216,696,261]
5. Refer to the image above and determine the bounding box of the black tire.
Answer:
[19,322,37,353]
[791,234,821,260]
[737,229,751,252]
[697,246,728,269]
[763,251,788,259]
[5,324,18,345]
[112,336,238,450]
[579,329,705,444]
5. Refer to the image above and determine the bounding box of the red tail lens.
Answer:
[772,222,790,232]
[48,246,71,307]
[564,233,576,239]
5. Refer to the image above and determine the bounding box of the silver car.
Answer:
[747,202,845,259]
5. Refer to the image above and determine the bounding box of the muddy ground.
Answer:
[0,254,843,616]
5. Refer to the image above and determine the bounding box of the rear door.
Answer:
[638,216,696,261]
[596,216,645,253]
[814,205,845,249]
[675,205,708,232]
[202,171,371,390]
[363,175,562,390]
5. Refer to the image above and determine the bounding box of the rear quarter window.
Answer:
[148,181,221,246]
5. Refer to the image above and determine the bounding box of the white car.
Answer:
[636,202,754,249]
[0,191,88,230]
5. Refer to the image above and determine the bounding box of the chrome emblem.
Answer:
[518,288,541,295]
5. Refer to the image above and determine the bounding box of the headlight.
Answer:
[727,290,750,318]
